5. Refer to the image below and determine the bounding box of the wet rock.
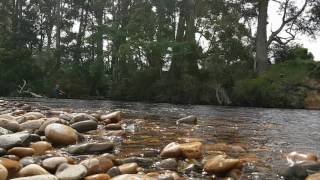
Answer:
[80,156,114,175]
[0,157,22,174]
[59,113,73,122]
[119,157,153,168]
[12,110,26,116]
[286,152,318,166]
[107,167,121,177]
[0,132,36,149]
[0,118,20,132]
[56,163,88,180]
[11,174,58,180]
[71,113,96,124]
[8,147,35,158]
[153,158,177,171]
[45,123,78,146]
[30,141,53,155]
[0,114,15,121]
[0,148,6,156]
[20,119,45,132]
[38,118,65,135]
[105,124,122,130]
[119,163,138,174]
[68,142,114,155]
[101,111,121,123]
[279,162,320,180]
[85,173,111,180]
[19,156,41,167]
[160,142,182,158]
[180,142,203,159]
[42,157,68,172]
[22,112,45,121]
[71,120,98,133]
[112,174,155,180]
[306,172,320,180]
[204,155,241,174]
[0,127,13,135]
[0,163,8,180]
[176,115,197,125]
[105,130,126,137]
[18,164,49,177]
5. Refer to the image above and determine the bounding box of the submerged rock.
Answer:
[180,142,203,159]
[279,162,320,180]
[45,123,78,146]
[68,142,114,155]
[176,115,197,125]
[160,142,181,158]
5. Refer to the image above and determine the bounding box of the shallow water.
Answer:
[5,97,320,179]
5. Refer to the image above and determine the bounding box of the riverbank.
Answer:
[0,99,320,179]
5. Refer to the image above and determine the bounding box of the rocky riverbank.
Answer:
[0,99,319,180]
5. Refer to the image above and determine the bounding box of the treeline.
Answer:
[0,0,320,107]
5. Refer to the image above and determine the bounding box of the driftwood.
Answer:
[17,80,43,98]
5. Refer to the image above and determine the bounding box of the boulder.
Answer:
[176,115,197,125]
[45,123,78,146]
[71,120,98,133]
[56,163,88,180]
[68,142,114,155]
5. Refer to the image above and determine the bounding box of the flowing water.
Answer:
[4,97,320,179]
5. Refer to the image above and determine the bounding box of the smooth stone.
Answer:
[20,119,45,131]
[105,124,122,130]
[160,142,181,158]
[112,174,156,180]
[0,118,20,132]
[204,155,241,174]
[38,118,64,135]
[71,113,96,124]
[8,147,35,158]
[119,157,153,168]
[30,141,53,155]
[10,174,58,180]
[19,157,41,167]
[0,127,13,135]
[45,123,78,146]
[22,112,45,120]
[179,142,203,159]
[107,167,121,177]
[59,113,73,122]
[0,157,22,174]
[42,157,68,172]
[0,132,35,149]
[81,156,114,175]
[0,114,15,121]
[105,130,126,137]
[68,142,114,155]
[0,163,8,180]
[11,110,26,116]
[279,162,320,180]
[56,163,88,180]
[286,152,318,166]
[153,158,177,171]
[176,115,197,125]
[85,174,111,180]
[119,163,138,174]
[71,120,98,133]
[306,173,320,180]
[18,164,49,177]
[101,111,121,123]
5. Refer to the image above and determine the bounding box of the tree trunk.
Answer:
[55,0,62,70]
[255,0,269,73]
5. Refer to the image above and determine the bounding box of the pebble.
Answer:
[71,120,98,133]
[18,164,49,177]
[0,127,13,135]
[107,167,121,177]
[306,172,320,180]
[204,155,241,174]
[153,158,177,171]
[19,156,41,167]
[101,111,121,123]
[42,157,68,172]
[119,163,138,174]
[71,113,96,124]
[81,156,114,175]
[10,174,58,180]
[56,163,88,180]
[180,142,203,159]
[20,119,45,131]
[160,142,181,158]
[85,173,111,180]
[0,157,22,174]
[8,147,35,158]
[68,142,114,155]
[0,132,35,149]
[176,115,197,125]
[22,112,45,120]
[0,163,8,180]
[45,123,78,146]
[0,118,20,132]
[112,174,156,180]
[30,141,53,155]
[105,123,122,130]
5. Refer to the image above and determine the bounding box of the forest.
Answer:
[1,0,320,108]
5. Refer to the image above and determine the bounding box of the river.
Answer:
[4,97,320,179]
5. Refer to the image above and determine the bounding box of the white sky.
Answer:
[268,1,320,60]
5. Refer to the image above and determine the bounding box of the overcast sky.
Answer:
[268,1,320,60]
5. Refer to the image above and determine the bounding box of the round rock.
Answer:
[45,123,78,146]
[56,163,87,180]
[71,120,98,133]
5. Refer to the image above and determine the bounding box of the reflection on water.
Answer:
[6,97,320,179]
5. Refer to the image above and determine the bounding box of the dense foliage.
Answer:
[0,0,319,108]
